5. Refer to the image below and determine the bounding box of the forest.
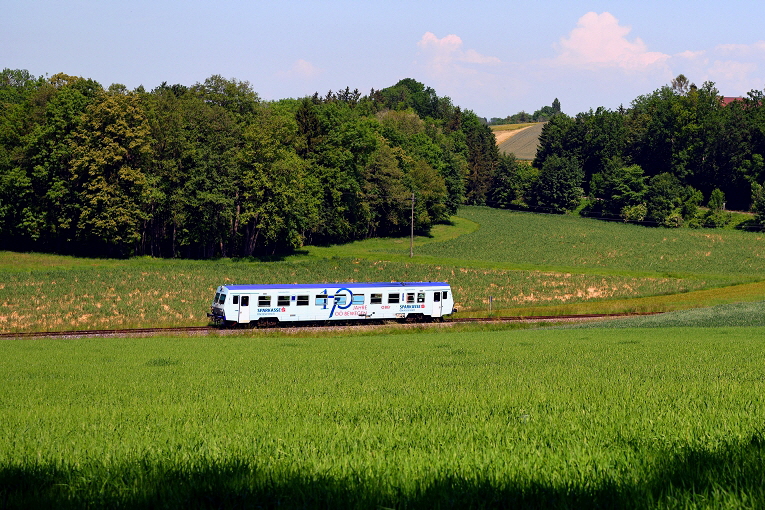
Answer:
[3,70,765,258]
[520,75,765,227]
[0,71,498,257]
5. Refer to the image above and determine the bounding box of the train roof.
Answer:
[219,282,450,292]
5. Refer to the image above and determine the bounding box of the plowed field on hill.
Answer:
[496,122,544,160]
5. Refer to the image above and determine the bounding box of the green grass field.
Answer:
[3,206,765,507]
[2,321,764,508]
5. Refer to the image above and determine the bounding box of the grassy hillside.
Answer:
[5,207,765,508]
[3,206,765,332]
[418,207,765,278]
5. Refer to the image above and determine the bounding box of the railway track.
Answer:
[0,312,658,339]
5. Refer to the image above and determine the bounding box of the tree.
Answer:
[69,89,153,256]
[644,173,682,226]
[489,153,538,208]
[588,159,647,217]
[362,139,409,236]
[462,110,499,205]
[703,188,731,227]
[530,155,584,213]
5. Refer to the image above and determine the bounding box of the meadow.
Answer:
[2,321,764,508]
[0,255,712,333]
[416,207,765,277]
[4,206,765,332]
[3,207,765,507]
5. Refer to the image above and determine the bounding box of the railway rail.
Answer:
[0,312,659,339]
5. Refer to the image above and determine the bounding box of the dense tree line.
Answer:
[493,76,765,227]
[489,98,562,125]
[0,70,499,257]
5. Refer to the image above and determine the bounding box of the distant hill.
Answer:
[493,123,544,160]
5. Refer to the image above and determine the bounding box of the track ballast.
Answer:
[0,312,659,338]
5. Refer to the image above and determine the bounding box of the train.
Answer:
[208,282,456,327]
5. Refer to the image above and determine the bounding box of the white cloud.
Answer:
[677,50,706,61]
[276,59,323,80]
[416,31,501,76]
[667,43,764,95]
[554,12,669,71]
[716,41,765,56]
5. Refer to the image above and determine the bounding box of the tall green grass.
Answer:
[574,300,765,328]
[2,327,764,508]
[0,255,714,332]
[417,207,765,277]
[4,205,765,332]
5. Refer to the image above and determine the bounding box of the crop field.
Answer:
[0,253,715,333]
[2,320,764,508]
[494,123,545,160]
[4,206,765,332]
[418,207,765,278]
[3,207,765,508]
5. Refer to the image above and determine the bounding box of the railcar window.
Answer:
[297,295,309,306]
[406,293,415,303]
[388,293,400,304]
[335,295,347,305]
[220,294,226,304]
[232,295,239,305]
[371,293,382,304]
[442,291,448,299]
[351,294,364,305]
[214,292,220,304]
[241,296,249,306]
[258,295,271,307]
[316,294,328,306]
[417,292,425,303]
[434,292,440,302]
[277,295,290,306]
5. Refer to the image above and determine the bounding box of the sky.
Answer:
[4,0,765,119]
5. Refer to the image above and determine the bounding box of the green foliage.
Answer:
[587,159,647,217]
[0,72,493,257]
[644,172,682,225]
[69,90,153,255]
[751,182,765,229]
[533,76,765,213]
[620,203,647,222]
[489,154,538,208]
[489,98,564,124]
[701,189,731,227]
[530,155,584,213]
[708,188,725,211]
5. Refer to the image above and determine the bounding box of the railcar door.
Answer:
[238,295,250,323]
[433,290,443,316]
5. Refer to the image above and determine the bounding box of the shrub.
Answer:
[703,210,732,228]
[620,203,647,223]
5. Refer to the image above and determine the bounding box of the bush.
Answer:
[620,204,647,223]
[663,213,684,228]
[703,210,732,228]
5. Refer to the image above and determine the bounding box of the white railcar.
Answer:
[208,282,455,327]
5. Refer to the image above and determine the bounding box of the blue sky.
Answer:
[4,1,765,118]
